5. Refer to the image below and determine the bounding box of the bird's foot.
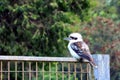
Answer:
[77,58,83,62]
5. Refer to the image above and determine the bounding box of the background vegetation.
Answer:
[0,0,120,80]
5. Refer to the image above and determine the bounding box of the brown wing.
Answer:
[75,42,97,67]
[75,42,93,62]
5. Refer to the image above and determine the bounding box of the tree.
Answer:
[0,0,92,56]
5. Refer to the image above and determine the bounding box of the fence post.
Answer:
[92,54,110,80]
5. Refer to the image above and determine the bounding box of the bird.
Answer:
[64,33,97,68]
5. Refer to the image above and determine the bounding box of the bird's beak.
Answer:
[64,37,71,41]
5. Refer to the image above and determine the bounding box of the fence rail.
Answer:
[0,56,88,62]
[0,56,92,80]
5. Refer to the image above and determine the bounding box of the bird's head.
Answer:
[64,33,83,42]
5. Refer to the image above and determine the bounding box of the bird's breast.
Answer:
[68,44,81,59]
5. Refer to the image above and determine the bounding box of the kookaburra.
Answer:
[64,33,97,68]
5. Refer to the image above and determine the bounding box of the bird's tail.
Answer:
[89,61,98,68]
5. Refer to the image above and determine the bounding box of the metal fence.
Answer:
[0,56,92,80]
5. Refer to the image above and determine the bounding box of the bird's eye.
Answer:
[70,36,77,40]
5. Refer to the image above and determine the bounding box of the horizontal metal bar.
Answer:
[0,71,88,73]
[0,56,89,62]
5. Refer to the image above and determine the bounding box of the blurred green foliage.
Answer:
[0,0,92,56]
